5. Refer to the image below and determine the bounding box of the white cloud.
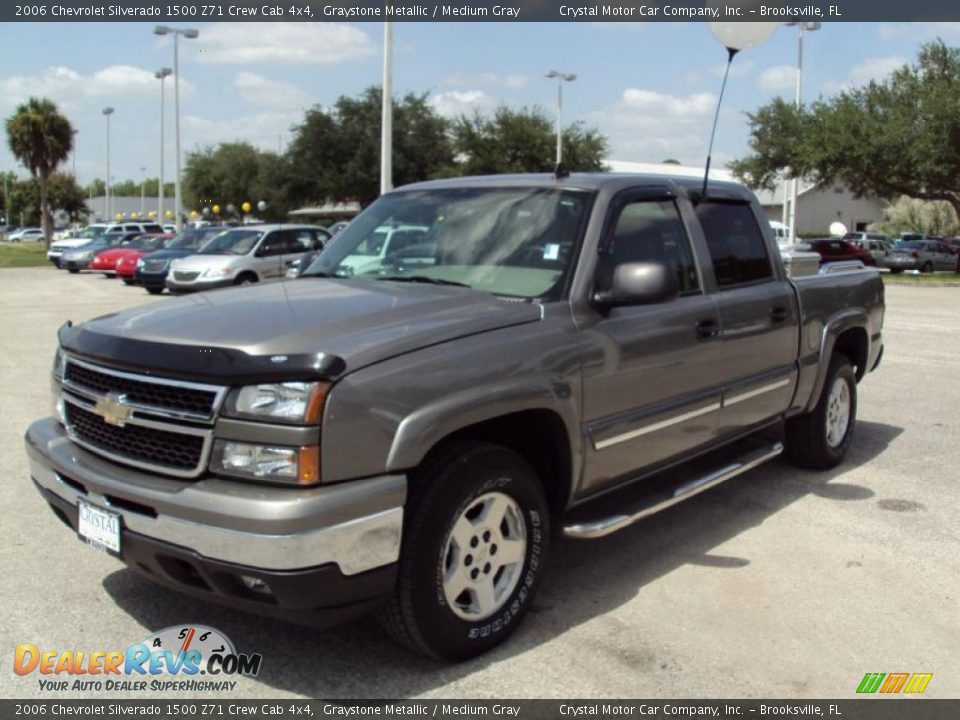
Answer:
[758,65,797,92]
[590,88,717,162]
[877,23,960,41]
[0,65,191,112]
[182,110,302,153]
[233,72,309,109]
[196,23,375,65]
[429,90,496,118]
[443,73,529,90]
[822,55,908,94]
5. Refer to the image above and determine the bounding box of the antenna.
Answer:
[701,46,737,201]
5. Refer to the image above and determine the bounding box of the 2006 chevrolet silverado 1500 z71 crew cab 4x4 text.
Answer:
[26,173,884,660]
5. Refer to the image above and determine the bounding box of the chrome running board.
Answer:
[563,442,783,539]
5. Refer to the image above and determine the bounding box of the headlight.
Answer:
[224,382,329,424]
[202,267,231,278]
[52,346,64,380]
[78,251,93,261]
[210,441,320,485]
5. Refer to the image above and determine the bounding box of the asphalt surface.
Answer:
[1,266,957,699]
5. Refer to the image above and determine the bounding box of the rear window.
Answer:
[695,202,773,287]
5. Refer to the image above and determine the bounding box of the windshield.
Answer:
[198,229,263,255]
[303,188,592,298]
[168,228,223,250]
[74,226,107,241]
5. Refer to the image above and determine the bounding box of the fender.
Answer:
[805,309,869,413]
[386,376,581,498]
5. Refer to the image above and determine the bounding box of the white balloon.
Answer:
[708,15,780,51]
[829,221,848,237]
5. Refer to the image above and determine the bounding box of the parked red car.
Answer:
[805,238,876,267]
[90,234,170,278]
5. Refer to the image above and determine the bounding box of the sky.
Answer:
[1,20,957,189]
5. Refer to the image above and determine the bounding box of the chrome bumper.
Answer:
[25,417,405,576]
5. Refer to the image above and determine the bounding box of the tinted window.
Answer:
[143,224,163,233]
[598,199,699,294]
[259,232,289,256]
[696,202,773,287]
[289,230,317,252]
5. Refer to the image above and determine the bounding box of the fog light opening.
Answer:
[240,575,272,595]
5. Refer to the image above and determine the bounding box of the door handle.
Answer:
[770,306,788,323]
[696,319,720,340]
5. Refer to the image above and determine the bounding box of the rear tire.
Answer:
[378,441,550,661]
[889,268,903,274]
[67,268,79,274]
[785,354,857,470]
[121,278,135,285]
[921,261,934,273]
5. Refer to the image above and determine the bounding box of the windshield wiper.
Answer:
[375,275,471,288]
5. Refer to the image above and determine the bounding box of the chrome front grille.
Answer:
[60,356,226,478]
[143,258,169,272]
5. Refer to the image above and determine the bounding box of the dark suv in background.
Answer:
[134,226,228,294]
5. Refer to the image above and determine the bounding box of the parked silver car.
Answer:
[166,224,330,293]
[886,239,957,273]
[844,232,893,266]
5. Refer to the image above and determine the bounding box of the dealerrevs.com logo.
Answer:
[14,625,262,692]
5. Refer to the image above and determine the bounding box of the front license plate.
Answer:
[78,501,121,554]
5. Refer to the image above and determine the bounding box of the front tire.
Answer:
[379,442,550,661]
[67,268,79,274]
[785,354,857,470]
[921,261,934,273]
[145,287,163,295]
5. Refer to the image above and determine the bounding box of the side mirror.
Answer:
[593,261,680,308]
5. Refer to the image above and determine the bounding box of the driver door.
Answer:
[579,189,724,494]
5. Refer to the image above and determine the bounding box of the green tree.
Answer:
[451,106,608,176]
[6,174,88,226]
[731,41,960,221]
[6,97,74,245]
[86,178,106,197]
[286,87,454,208]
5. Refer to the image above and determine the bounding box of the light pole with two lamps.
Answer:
[154,67,172,225]
[783,21,821,243]
[154,25,199,233]
[545,70,576,169]
[102,107,114,221]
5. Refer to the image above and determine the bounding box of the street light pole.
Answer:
[784,21,821,242]
[140,166,146,217]
[155,68,172,226]
[154,25,199,233]
[546,70,577,167]
[380,21,393,196]
[102,107,114,220]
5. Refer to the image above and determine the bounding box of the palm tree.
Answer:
[6,98,74,246]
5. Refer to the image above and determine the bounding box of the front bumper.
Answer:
[166,277,234,293]
[90,263,116,274]
[134,268,168,288]
[885,257,920,270]
[26,417,405,623]
[61,258,93,271]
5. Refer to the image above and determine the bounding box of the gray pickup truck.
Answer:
[25,173,884,661]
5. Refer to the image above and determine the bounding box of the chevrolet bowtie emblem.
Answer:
[94,392,133,427]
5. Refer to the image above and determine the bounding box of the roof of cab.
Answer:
[394,172,755,201]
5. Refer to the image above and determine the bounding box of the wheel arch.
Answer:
[387,388,579,517]
[806,312,869,412]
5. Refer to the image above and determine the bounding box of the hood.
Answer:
[54,239,94,251]
[139,248,195,261]
[94,248,138,262]
[171,254,239,272]
[59,279,541,383]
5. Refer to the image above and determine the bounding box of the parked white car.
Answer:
[7,227,44,242]
[47,222,164,265]
[166,224,329,293]
[335,224,430,276]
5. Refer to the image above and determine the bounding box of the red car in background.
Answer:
[804,238,877,267]
[91,234,171,279]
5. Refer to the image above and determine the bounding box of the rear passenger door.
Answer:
[694,201,799,436]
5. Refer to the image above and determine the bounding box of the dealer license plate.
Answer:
[78,501,121,554]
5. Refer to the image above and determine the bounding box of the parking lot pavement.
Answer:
[1,267,958,699]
